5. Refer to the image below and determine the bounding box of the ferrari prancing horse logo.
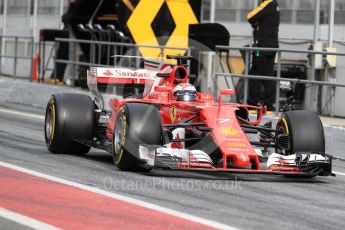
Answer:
[170,106,177,123]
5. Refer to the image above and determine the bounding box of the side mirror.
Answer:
[219,89,235,95]
[218,89,235,107]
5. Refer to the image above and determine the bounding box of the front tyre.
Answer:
[112,103,162,171]
[276,110,325,155]
[44,93,95,154]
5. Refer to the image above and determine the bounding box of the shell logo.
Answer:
[220,127,240,137]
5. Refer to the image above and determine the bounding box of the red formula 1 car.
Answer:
[44,56,333,177]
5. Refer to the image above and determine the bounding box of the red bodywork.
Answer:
[102,64,266,170]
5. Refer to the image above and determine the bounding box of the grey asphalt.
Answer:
[0,217,33,230]
[0,77,89,109]
[1,103,345,230]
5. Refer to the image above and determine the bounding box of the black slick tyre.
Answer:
[112,103,162,171]
[276,110,325,155]
[44,93,95,155]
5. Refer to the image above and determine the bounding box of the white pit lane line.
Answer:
[0,108,44,120]
[0,208,61,230]
[0,161,238,230]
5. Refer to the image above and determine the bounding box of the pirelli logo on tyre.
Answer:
[125,0,199,58]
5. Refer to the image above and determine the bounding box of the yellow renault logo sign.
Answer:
[127,0,198,58]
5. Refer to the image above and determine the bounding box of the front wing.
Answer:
[139,145,334,177]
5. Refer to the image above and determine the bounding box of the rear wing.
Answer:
[87,67,159,110]
[86,58,184,109]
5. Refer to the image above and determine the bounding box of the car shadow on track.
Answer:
[81,152,114,165]
[143,170,329,183]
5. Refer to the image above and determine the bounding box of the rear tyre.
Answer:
[112,103,162,171]
[276,110,325,155]
[44,93,95,154]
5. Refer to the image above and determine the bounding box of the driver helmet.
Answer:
[173,83,197,102]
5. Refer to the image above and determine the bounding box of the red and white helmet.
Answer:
[173,83,197,102]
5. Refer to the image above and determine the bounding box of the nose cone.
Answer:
[232,153,251,167]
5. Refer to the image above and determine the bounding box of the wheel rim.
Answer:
[276,117,289,155]
[114,116,124,155]
[45,106,53,141]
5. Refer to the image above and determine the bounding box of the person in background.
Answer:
[52,0,77,83]
[247,0,280,110]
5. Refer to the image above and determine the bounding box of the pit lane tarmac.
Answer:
[1,103,345,230]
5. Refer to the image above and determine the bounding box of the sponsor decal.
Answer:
[223,138,245,142]
[228,148,250,152]
[220,127,240,137]
[170,106,177,123]
[171,133,183,149]
[189,162,213,168]
[87,71,97,89]
[227,143,247,148]
[216,118,231,125]
[103,69,114,76]
[97,68,157,79]
[114,69,153,78]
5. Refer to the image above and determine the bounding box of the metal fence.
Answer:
[215,45,345,116]
[43,38,345,116]
[43,38,189,86]
[0,35,35,78]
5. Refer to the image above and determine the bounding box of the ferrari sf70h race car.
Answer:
[44,56,334,178]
